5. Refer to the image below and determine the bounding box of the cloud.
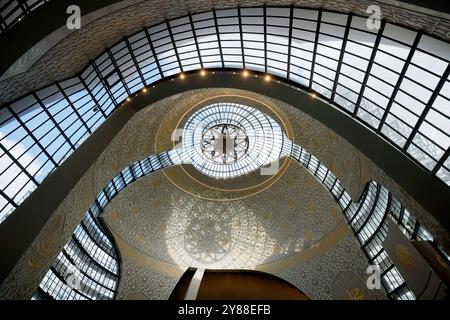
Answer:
[0,132,40,222]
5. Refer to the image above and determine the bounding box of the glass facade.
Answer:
[0,7,449,223]
[289,142,449,299]
[0,0,47,33]
[32,151,175,300]
[32,210,120,300]
[0,5,448,300]
[289,145,416,299]
[1,7,450,224]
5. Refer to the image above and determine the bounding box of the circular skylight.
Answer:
[178,102,290,179]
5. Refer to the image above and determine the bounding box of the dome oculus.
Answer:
[169,102,292,179]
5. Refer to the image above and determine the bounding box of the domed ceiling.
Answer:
[90,88,384,299]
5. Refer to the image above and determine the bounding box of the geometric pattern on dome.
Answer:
[34,113,440,300]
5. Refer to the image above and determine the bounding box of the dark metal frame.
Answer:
[353,20,386,116]
[404,64,450,151]
[0,7,449,301]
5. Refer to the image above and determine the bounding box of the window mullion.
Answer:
[403,63,450,152]
[330,13,352,101]
[377,32,421,132]
[353,20,386,116]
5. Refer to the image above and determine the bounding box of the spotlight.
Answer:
[200,69,206,76]
[180,73,185,80]
[242,70,249,77]
[142,88,148,93]
[126,97,131,102]
[265,75,271,81]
